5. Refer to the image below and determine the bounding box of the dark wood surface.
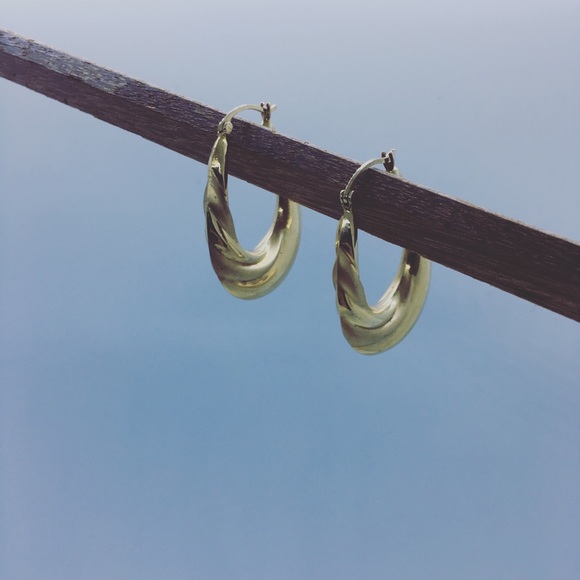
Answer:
[1,29,579,321]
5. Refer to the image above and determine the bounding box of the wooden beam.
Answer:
[1,29,579,322]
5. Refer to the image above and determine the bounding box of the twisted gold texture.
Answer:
[204,104,300,299]
[333,152,430,354]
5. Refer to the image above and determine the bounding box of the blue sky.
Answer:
[1,1,579,578]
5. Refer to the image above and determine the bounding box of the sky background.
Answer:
[1,1,579,578]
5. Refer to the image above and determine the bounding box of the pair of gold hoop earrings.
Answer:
[203,104,430,355]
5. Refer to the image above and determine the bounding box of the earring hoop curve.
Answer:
[204,103,301,299]
[333,151,430,354]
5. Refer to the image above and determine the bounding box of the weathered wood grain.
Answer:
[1,29,579,321]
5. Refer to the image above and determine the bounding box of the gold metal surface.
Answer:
[333,152,431,354]
[204,104,301,299]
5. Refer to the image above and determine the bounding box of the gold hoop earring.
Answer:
[204,103,301,299]
[333,151,430,354]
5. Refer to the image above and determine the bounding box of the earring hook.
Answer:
[340,149,396,211]
[217,102,277,135]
